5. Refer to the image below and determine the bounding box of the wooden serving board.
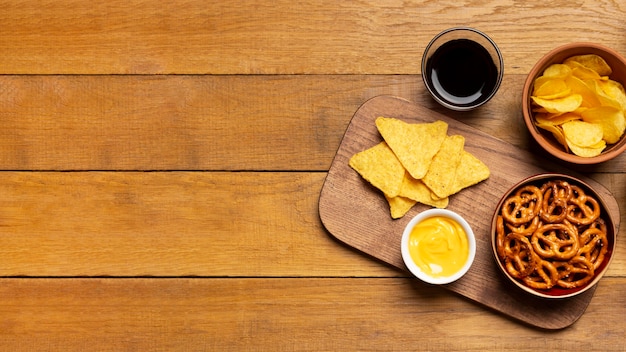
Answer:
[318,95,621,330]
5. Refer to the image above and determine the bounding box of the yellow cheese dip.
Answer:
[407,216,469,278]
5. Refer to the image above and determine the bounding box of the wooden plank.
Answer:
[1,75,624,172]
[0,74,383,170]
[1,1,625,74]
[0,171,397,277]
[0,0,623,347]
[0,277,624,350]
[319,95,623,329]
[0,171,623,278]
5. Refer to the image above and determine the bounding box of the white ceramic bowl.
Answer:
[401,209,476,284]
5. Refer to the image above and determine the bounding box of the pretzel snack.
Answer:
[496,179,608,290]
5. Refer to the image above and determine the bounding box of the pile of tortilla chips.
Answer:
[349,117,490,219]
[531,54,626,157]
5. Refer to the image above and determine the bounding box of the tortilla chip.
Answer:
[448,151,490,195]
[384,194,417,219]
[398,173,449,208]
[349,142,405,197]
[421,135,465,198]
[349,118,491,219]
[375,117,448,179]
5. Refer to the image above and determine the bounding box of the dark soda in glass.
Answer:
[425,39,499,108]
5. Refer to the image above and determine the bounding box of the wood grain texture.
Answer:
[0,75,356,170]
[0,74,624,172]
[0,171,399,277]
[1,0,625,74]
[0,170,621,279]
[1,0,625,348]
[0,278,624,351]
[319,95,621,329]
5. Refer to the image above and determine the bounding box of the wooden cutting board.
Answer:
[318,95,620,330]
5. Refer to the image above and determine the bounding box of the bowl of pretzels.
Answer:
[491,173,616,299]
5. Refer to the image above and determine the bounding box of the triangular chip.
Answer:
[349,142,405,197]
[448,151,490,195]
[422,135,465,198]
[398,173,449,208]
[375,117,448,179]
[384,194,417,219]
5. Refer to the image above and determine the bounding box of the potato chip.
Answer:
[349,142,405,197]
[562,120,603,147]
[398,173,448,208]
[533,76,552,91]
[375,117,448,179]
[564,54,612,76]
[535,119,569,151]
[530,54,626,157]
[448,151,491,196]
[566,61,603,80]
[534,78,571,99]
[598,79,626,110]
[542,64,572,79]
[567,139,605,157]
[584,79,623,110]
[564,75,602,108]
[535,112,580,125]
[531,94,582,113]
[384,194,417,219]
[422,135,465,199]
[581,106,626,144]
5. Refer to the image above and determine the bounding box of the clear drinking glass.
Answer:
[421,27,504,111]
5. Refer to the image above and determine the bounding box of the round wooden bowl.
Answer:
[490,173,616,299]
[522,42,626,164]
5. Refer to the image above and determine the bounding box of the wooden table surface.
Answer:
[1,1,625,350]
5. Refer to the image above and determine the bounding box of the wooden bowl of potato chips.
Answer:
[522,43,626,164]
